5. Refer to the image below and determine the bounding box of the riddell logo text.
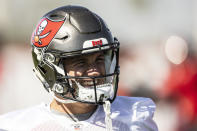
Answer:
[92,40,103,46]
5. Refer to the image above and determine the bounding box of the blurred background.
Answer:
[0,0,197,131]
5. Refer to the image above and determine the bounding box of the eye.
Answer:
[72,60,86,68]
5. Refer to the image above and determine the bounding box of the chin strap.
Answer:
[103,101,113,131]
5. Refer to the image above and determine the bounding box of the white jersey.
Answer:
[0,96,158,131]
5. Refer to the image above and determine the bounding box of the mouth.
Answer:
[77,79,104,87]
[82,80,98,87]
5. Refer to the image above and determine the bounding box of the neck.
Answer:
[50,99,97,115]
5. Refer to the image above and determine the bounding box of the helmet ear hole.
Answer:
[37,63,57,88]
[38,65,47,74]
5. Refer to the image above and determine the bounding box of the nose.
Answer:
[86,65,101,77]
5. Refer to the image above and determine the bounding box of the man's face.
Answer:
[63,52,106,87]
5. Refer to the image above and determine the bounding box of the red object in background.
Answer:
[160,57,197,131]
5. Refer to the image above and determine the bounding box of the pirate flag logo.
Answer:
[32,18,64,47]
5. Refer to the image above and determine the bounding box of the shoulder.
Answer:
[112,96,156,113]
[111,96,158,131]
[0,103,49,130]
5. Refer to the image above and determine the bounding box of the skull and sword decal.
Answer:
[32,18,64,47]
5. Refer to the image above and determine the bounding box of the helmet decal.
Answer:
[32,18,64,47]
[83,38,108,49]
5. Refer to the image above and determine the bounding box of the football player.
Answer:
[0,5,158,131]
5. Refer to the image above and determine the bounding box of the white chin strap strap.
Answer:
[103,101,113,131]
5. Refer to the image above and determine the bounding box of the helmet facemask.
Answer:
[52,49,119,105]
